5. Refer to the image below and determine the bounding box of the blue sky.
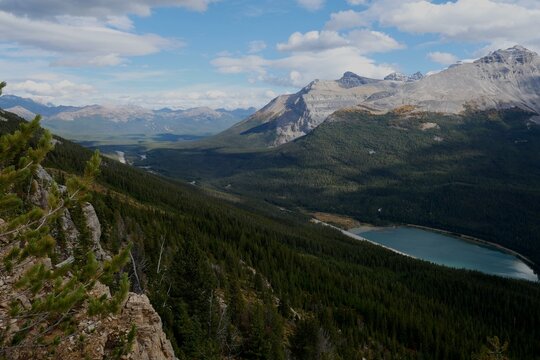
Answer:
[1,0,539,109]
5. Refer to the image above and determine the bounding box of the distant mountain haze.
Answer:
[0,95,256,140]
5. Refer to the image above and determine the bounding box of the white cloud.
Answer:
[277,29,403,54]
[347,0,367,5]
[116,86,279,109]
[248,40,267,54]
[427,51,459,65]
[214,21,402,89]
[380,0,540,42]
[0,58,54,82]
[106,16,135,31]
[212,47,395,87]
[0,12,172,55]
[0,11,175,67]
[3,74,278,109]
[327,0,540,51]
[52,54,126,67]
[0,44,55,58]
[216,50,233,57]
[9,80,96,104]
[277,31,347,52]
[0,0,217,19]
[212,55,270,75]
[296,0,325,11]
[107,70,169,81]
[272,48,395,84]
[347,29,404,53]
[325,10,368,31]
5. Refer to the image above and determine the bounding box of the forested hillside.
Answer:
[0,111,175,358]
[139,108,540,270]
[1,108,540,359]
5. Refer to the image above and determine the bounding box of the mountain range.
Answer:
[138,45,540,271]
[0,94,255,142]
[2,44,540,359]
[210,45,540,147]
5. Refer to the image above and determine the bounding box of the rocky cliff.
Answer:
[0,166,176,360]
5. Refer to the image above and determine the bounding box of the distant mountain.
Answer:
[0,95,78,116]
[0,95,256,141]
[4,105,36,120]
[210,45,540,147]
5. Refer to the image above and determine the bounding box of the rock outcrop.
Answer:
[0,167,176,360]
[119,293,176,360]
[50,290,176,360]
[1,280,176,360]
[82,202,110,262]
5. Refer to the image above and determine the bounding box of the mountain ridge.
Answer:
[0,94,256,141]
[211,45,540,147]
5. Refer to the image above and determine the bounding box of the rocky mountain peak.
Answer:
[338,71,380,88]
[384,72,424,82]
[384,72,408,82]
[230,45,540,147]
[475,45,538,65]
[409,71,425,81]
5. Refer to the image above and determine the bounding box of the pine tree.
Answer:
[474,336,509,360]
[0,83,131,357]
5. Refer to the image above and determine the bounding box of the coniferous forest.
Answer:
[1,109,539,359]
[140,108,540,270]
[3,1,540,358]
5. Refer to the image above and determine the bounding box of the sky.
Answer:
[1,0,540,110]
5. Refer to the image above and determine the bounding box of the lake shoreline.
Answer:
[311,219,415,259]
[403,224,537,271]
[314,217,538,279]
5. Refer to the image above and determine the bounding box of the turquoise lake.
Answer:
[350,226,538,282]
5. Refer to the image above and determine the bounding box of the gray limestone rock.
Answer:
[244,45,540,147]
[82,203,110,261]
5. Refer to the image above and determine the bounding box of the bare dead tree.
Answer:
[129,250,143,293]
[156,236,165,274]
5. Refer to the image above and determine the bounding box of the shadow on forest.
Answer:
[141,109,540,268]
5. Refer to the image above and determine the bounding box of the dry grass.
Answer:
[311,212,360,230]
